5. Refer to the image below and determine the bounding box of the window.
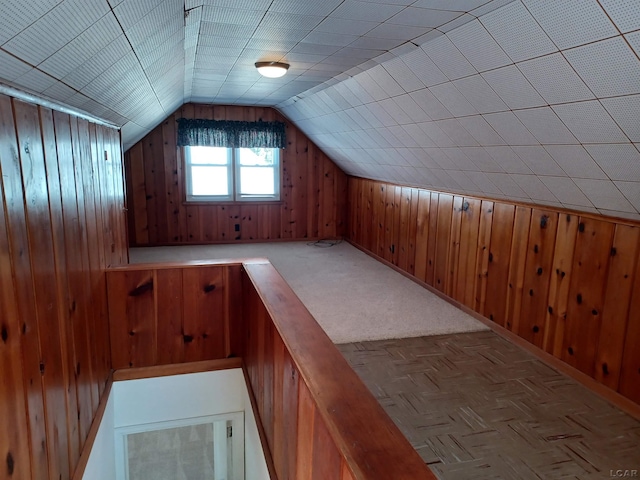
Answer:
[185,146,280,202]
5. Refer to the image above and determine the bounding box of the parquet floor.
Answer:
[337,331,640,480]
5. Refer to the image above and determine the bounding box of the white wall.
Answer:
[83,368,269,479]
[82,390,116,480]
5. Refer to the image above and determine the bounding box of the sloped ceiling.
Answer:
[1,0,639,220]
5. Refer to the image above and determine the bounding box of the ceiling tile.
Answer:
[409,89,452,120]
[481,65,545,109]
[0,49,32,81]
[511,146,565,176]
[38,13,122,78]
[460,147,505,173]
[552,101,629,143]
[413,0,491,11]
[3,0,109,66]
[379,98,413,125]
[316,17,378,35]
[368,64,405,97]
[514,107,579,144]
[471,0,515,17]
[400,47,448,87]
[436,13,475,34]
[563,36,640,98]
[423,34,476,81]
[457,116,505,145]
[0,0,59,45]
[382,56,423,93]
[517,53,595,104]
[394,94,432,122]
[487,173,529,198]
[511,173,558,201]
[331,0,403,21]
[365,23,429,41]
[574,178,636,212]
[522,0,618,50]
[269,0,343,16]
[430,82,477,117]
[447,19,511,72]
[435,119,480,147]
[483,111,539,145]
[479,146,533,174]
[388,7,462,28]
[540,176,593,207]
[591,0,640,34]
[601,94,640,143]
[543,145,607,179]
[12,67,56,93]
[419,122,456,147]
[453,74,508,114]
[480,0,556,63]
[200,7,264,26]
[584,144,640,181]
[614,180,640,213]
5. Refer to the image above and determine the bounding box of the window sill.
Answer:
[183,200,283,206]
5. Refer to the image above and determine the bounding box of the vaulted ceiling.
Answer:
[1,0,639,220]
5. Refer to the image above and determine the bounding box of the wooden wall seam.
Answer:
[0,93,127,479]
[347,177,640,406]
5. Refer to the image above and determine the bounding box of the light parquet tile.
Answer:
[338,331,640,479]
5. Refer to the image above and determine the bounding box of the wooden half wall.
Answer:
[0,94,127,479]
[105,259,435,479]
[125,104,348,246]
[347,177,640,405]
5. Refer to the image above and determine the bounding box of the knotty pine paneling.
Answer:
[0,93,127,479]
[125,104,348,246]
[241,261,436,480]
[348,177,640,405]
[106,263,243,370]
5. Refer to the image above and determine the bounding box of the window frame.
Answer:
[184,146,281,204]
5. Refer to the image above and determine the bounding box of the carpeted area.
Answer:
[129,241,488,344]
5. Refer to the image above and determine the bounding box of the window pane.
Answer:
[239,167,274,195]
[189,146,229,165]
[238,148,276,166]
[191,166,228,196]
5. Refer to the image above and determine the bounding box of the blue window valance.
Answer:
[177,118,286,149]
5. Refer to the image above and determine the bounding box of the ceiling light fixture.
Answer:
[255,61,289,78]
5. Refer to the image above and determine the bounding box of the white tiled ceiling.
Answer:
[1,0,640,220]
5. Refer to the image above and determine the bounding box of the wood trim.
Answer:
[128,236,345,248]
[347,239,640,421]
[112,358,243,381]
[241,364,280,480]
[107,258,254,271]
[242,261,437,479]
[71,376,113,480]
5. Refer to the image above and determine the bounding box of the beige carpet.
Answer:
[130,241,488,344]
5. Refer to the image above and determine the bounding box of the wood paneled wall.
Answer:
[241,260,436,480]
[125,104,348,246]
[0,94,127,479]
[105,258,435,479]
[105,261,244,369]
[348,177,640,405]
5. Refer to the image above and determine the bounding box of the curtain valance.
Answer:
[177,118,286,148]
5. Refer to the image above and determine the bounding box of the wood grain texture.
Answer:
[106,264,241,369]
[125,104,347,246]
[242,260,437,479]
[347,177,640,406]
[0,93,126,478]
